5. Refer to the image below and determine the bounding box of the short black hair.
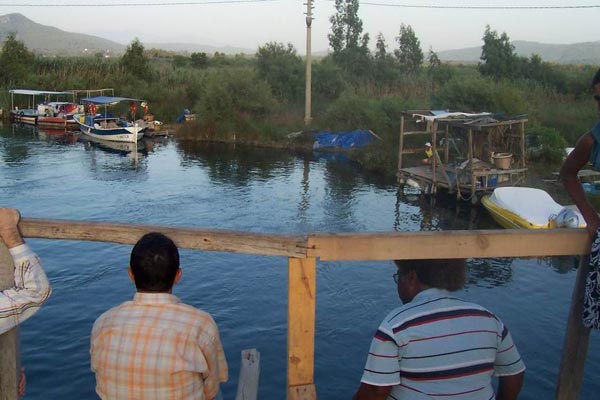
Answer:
[130,232,180,292]
[593,68,600,87]
[394,258,467,292]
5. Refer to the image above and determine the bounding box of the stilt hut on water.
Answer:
[396,110,528,203]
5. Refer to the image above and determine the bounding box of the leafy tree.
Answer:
[121,38,151,80]
[428,47,441,68]
[312,57,348,100]
[190,52,208,69]
[0,32,34,85]
[394,24,423,72]
[328,0,371,77]
[479,25,518,79]
[373,33,398,87]
[255,42,303,100]
[374,33,388,61]
[426,47,454,86]
[172,55,190,68]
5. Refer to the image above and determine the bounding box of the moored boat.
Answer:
[9,89,74,125]
[73,96,148,142]
[37,101,82,129]
[481,187,586,229]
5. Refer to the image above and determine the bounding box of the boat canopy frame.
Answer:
[396,109,528,203]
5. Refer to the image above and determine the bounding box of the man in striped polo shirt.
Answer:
[354,259,525,400]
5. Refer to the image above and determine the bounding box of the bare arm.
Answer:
[0,208,51,335]
[496,371,524,400]
[560,133,600,236]
[353,383,392,400]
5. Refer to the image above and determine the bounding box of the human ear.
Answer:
[173,268,182,285]
[128,266,135,283]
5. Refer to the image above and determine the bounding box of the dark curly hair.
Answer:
[130,232,180,292]
[394,259,467,292]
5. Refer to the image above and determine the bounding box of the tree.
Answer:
[0,32,34,85]
[121,38,151,80]
[190,52,208,69]
[255,42,303,100]
[479,25,517,79]
[328,0,371,77]
[394,24,423,72]
[428,47,441,68]
[374,33,388,61]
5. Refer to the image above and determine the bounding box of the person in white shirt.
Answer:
[0,207,52,396]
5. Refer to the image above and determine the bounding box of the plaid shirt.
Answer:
[0,244,51,335]
[91,292,228,400]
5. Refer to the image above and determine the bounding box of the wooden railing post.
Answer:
[0,242,19,400]
[556,254,591,400]
[287,257,317,400]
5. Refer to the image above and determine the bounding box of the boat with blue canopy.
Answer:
[73,96,148,142]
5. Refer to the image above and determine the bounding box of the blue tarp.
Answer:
[313,130,375,150]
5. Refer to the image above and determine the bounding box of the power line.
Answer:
[359,2,600,10]
[0,0,279,6]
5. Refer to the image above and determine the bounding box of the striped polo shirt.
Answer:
[361,288,525,400]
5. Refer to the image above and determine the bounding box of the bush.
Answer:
[432,76,527,115]
[526,124,567,162]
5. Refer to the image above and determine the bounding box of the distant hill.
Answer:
[438,40,600,64]
[0,13,125,56]
[0,13,252,57]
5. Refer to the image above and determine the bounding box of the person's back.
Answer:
[354,259,524,400]
[368,289,519,399]
[91,232,227,400]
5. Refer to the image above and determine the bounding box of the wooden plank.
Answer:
[556,255,591,400]
[287,384,317,400]
[397,115,404,176]
[0,242,19,400]
[235,349,260,400]
[307,229,590,261]
[287,258,316,389]
[18,218,308,258]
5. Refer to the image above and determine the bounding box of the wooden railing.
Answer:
[0,218,594,400]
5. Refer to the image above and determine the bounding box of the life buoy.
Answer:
[89,104,97,114]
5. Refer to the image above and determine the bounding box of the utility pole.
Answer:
[304,0,313,128]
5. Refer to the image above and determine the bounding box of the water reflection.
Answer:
[176,141,297,186]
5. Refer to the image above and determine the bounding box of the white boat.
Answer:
[73,96,148,143]
[481,187,586,229]
[9,89,74,125]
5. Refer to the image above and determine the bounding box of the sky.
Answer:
[1,0,599,53]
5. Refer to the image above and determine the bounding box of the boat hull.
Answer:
[481,187,586,229]
[10,110,37,125]
[73,114,145,142]
[481,195,543,229]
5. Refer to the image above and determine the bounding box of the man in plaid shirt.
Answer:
[91,232,228,400]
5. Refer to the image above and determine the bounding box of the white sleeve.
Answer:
[0,244,52,335]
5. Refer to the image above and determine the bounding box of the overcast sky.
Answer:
[2,0,599,53]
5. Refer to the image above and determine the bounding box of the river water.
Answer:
[0,124,598,399]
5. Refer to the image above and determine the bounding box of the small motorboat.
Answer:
[481,187,586,229]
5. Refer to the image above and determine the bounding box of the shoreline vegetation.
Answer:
[2,17,599,179]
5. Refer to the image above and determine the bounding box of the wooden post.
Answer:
[444,125,449,164]
[520,121,526,168]
[0,242,19,400]
[556,254,591,400]
[397,115,405,182]
[468,128,475,200]
[287,257,317,400]
[235,349,260,400]
[431,121,438,194]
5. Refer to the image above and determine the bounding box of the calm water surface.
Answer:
[1,124,599,399]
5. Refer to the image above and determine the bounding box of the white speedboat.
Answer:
[481,187,585,229]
